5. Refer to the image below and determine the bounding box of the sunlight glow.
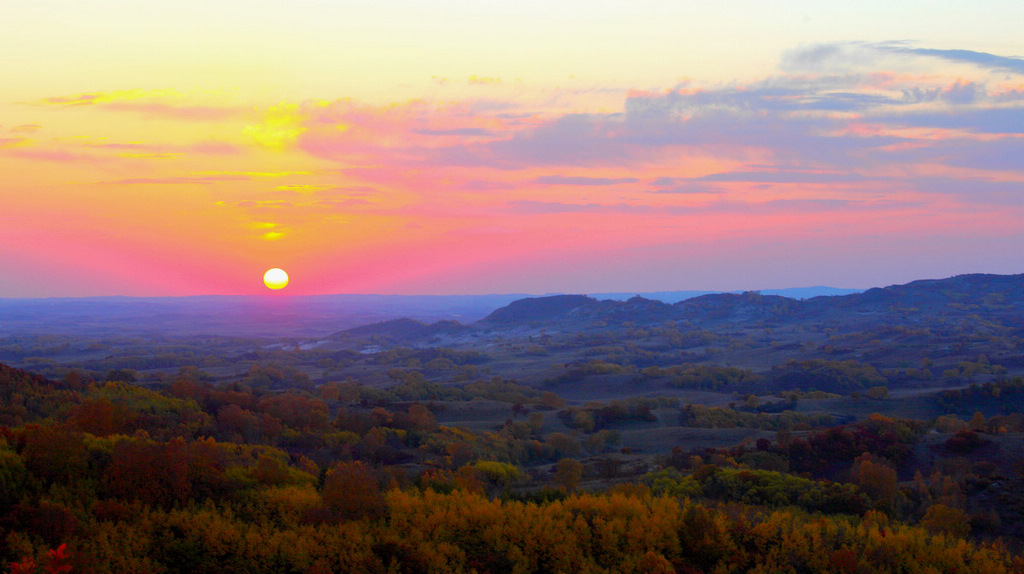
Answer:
[263,268,289,290]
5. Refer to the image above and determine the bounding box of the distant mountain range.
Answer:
[334,273,1024,343]
[590,286,861,303]
[5,275,1023,338]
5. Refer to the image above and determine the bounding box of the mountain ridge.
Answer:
[337,272,1023,339]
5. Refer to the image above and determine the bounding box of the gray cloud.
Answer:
[782,42,1024,76]
[884,46,1024,74]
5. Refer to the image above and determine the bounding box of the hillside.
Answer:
[4,275,1024,569]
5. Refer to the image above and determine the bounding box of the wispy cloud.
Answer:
[37,90,243,121]
[694,170,874,184]
[102,175,250,185]
[534,175,639,186]
[507,200,653,214]
[883,45,1024,74]
[104,102,243,121]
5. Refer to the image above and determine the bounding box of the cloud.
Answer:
[469,113,630,167]
[468,75,501,85]
[461,179,519,191]
[193,170,311,177]
[504,197,898,217]
[940,139,1024,172]
[275,184,335,192]
[104,102,243,122]
[5,148,99,162]
[218,200,296,209]
[646,179,722,195]
[103,175,249,185]
[909,178,1024,205]
[782,42,1024,78]
[314,198,372,208]
[899,81,982,105]
[413,127,496,137]
[694,170,873,184]
[660,197,914,216]
[883,46,1024,74]
[507,200,653,214]
[877,107,1024,134]
[39,90,176,106]
[188,141,242,155]
[534,175,639,186]
[41,93,114,106]
[754,198,864,212]
[84,140,241,157]
[36,90,243,122]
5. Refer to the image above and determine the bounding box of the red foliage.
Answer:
[831,548,860,574]
[8,557,36,574]
[45,545,72,574]
[7,545,71,574]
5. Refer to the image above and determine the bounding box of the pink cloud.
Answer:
[6,147,100,163]
[41,93,104,105]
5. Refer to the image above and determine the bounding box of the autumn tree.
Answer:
[850,453,898,504]
[322,461,386,520]
[66,397,135,436]
[19,425,88,486]
[921,503,971,537]
[554,458,583,493]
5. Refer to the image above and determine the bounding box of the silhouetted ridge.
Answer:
[480,294,596,324]
[674,291,802,322]
[814,273,1024,314]
[581,296,676,324]
[335,273,1024,338]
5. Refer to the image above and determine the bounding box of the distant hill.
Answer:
[479,295,596,325]
[466,273,1024,331]
[592,286,861,302]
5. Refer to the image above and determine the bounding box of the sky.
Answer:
[2,1,1024,297]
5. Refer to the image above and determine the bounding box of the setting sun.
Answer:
[263,268,289,290]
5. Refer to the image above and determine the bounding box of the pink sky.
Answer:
[3,5,1024,296]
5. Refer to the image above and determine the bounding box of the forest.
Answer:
[4,273,1024,572]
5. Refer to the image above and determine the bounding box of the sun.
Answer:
[263,268,289,290]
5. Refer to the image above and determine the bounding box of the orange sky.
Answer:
[3,2,1024,296]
